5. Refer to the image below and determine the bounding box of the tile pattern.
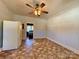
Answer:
[0,38,79,59]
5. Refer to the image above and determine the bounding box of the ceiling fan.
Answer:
[26,3,48,16]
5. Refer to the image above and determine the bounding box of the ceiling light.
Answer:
[34,7,41,16]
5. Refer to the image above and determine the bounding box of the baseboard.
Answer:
[47,37,79,55]
[34,38,47,40]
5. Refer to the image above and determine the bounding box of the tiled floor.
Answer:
[0,38,79,59]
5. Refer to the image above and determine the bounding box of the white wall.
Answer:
[0,0,14,20]
[13,15,47,39]
[47,7,79,54]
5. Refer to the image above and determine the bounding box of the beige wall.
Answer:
[47,7,79,54]
[0,0,47,39]
[0,0,14,20]
[13,15,47,39]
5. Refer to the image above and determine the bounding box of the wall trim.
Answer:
[47,37,79,55]
[34,38,47,40]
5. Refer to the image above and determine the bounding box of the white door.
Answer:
[3,21,21,50]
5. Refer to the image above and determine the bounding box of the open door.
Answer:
[26,23,33,39]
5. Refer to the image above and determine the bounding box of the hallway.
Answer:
[0,39,79,59]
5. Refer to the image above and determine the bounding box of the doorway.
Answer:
[26,23,33,39]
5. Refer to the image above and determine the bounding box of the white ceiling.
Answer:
[1,0,79,19]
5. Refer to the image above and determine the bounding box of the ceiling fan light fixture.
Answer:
[34,10,41,16]
[38,10,41,16]
[34,10,38,15]
[34,8,41,16]
[26,2,48,16]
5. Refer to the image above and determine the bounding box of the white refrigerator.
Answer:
[2,21,22,50]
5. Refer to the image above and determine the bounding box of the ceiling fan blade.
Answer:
[42,11,48,14]
[40,3,45,8]
[26,4,33,8]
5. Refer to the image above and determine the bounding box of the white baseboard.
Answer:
[47,37,79,55]
[34,37,46,39]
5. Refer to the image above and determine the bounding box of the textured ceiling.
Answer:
[1,0,79,19]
